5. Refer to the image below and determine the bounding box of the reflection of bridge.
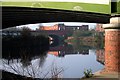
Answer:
[48,50,89,57]
[48,43,89,57]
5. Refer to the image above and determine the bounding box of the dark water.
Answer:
[1,35,104,79]
[0,29,104,78]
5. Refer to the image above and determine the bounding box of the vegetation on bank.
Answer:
[2,27,49,60]
[83,69,93,78]
[2,27,64,79]
[65,30,105,49]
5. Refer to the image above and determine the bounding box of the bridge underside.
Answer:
[2,7,111,29]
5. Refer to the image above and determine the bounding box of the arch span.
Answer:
[2,6,110,29]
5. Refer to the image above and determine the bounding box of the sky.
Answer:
[16,22,96,30]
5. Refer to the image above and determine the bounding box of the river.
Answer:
[1,37,104,79]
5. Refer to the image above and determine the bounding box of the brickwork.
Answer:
[39,24,58,30]
[105,30,120,72]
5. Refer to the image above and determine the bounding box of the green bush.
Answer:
[84,69,93,78]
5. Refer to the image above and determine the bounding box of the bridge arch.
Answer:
[2,6,110,29]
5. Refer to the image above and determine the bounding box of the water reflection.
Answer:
[2,41,105,79]
[46,42,105,78]
[2,30,49,68]
[1,29,105,78]
[48,42,89,57]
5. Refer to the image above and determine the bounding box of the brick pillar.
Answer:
[103,17,120,73]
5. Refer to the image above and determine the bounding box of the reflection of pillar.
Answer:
[103,17,120,72]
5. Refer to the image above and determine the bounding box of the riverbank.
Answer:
[81,69,120,80]
[65,36,104,49]
[1,70,34,80]
[3,69,119,80]
[1,70,119,80]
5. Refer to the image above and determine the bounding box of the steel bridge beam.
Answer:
[2,7,111,29]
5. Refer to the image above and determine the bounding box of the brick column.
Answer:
[103,17,120,73]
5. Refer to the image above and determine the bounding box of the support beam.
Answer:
[2,7,110,29]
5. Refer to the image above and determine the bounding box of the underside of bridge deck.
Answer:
[2,6,111,29]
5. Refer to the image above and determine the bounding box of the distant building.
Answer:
[38,23,89,31]
[1,27,22,36]
[39,24,59,30]
[81,25,89,31]
[65,26,78,30]
[65,25,89,31]
[95,24,104,32]
[58,23,65,30]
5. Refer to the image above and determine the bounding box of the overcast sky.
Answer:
[16,22,96,30]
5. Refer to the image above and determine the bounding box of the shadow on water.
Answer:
[2,34,49,79]
[2,34,49,66]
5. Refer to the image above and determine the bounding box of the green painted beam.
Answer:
[117,1,120,14]
[1,2,110,14]
[1,0,120,15]
[111,1,120,15]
